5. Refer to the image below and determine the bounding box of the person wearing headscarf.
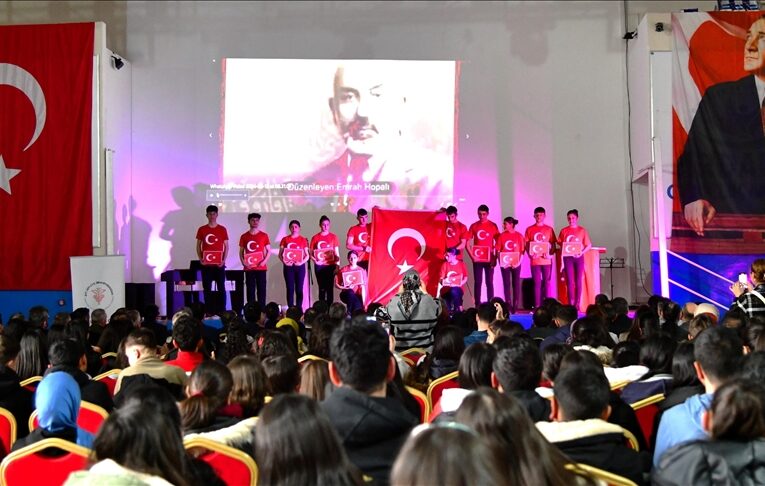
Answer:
[12,371,94,451]
[385,270,441,352]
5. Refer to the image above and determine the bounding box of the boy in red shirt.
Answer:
[445,205,469,260]
[524,206,557,309]
[310,215,341,306]
[346,208,372,271]
[239,212,271,306]
[195,205,228,316]
[467,204,499,306]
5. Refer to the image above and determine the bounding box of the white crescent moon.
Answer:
[246,241,257,252]
[0,63,46,151]
[446,271,457,277]
[446,227,455,239]
[358,232,369,244]
[534,233,545,242]
[287,242,298,249]
[387,228,426,260]
[477,229,489,240]
[504,241,512,251]
[205,253,214,261]
[205,234,216,245]
[317,241,329,249]
[566,235,577,242]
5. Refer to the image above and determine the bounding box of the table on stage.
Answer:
[160,263,244,316]
[556,246,606,312]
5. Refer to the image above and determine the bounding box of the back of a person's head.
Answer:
[532,307,553,328]
[610,341,640,368]
[303,308,319,328]
[228,355,267,416]
[285,306,303,323]
[458,342,496,389]
[709,379,765,441]
[243,301,262,323]
[746,320,765,352]
[489,319,524,340]
[172,316,202,352]
[0,334,20,367]
[256,330,296,362]
[554,305,578,326]
[558,349,606,377]
[671,341,701,388]
[255,394,362,486]
[328,302,348,324]
[71,307,90,322]
[694,326,743,385]
[96,384,190,486]
[181,360,233,431]
[542,343,574,382]
[299,359,331,401]
[35,371,81,431]
[476,303,496,325]
[312,299,329,315]
[658,299,681,327]
[639,333,677,375]
[28,305,49,328]
[688,314,713,340]
[329,320,389,394]
[261,354,300,395]
[554,365,609,421]
[142,304,160,322]
[308,315,334,359]
[611,297,628,317]
[455,387,580,486]
[264,302,281,322]
[17,328,48,380]
[48,338,85,368]
[492,335,542,392]
[125,327,157,352]
[390,424,504,486]
[571,316,612,348]
[594,294,610,307]
[433,326,465,361]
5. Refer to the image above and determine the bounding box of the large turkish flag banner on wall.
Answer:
[0,23,94,290]
[367,208,446,305]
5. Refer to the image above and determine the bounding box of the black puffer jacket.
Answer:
[652,438,765,486]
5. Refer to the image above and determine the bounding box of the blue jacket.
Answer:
[653,393,711,467]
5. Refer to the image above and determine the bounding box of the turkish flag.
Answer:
[0,23,94,290]
[367,208,446,305]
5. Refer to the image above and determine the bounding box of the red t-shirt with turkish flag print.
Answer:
[279,235,309,264]
[439,260,468,288]
[558,226,592,256]
[524,224,556,266]
[239,230,270,271]
[468,220,499,262]
[495,231,525,254]
[446,220,469,254]
[310,232,340,265]
[347,224,372,262]
[196,224,228,265]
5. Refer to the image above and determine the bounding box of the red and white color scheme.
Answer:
[524,224,556,265]
[559,226,590,257]
[468,220,499,262]
[280,235,308,264]
[342,269,365,287]
[440,260,467,287]
[197,225,229,265]
[367,208,446,304]
[495,231,525,268]
[0,23,94,290]
[499,252,521,268]
[310,232,339,264]
[347,224,372,262]
[239,231,270,270]
[445,220,468,258]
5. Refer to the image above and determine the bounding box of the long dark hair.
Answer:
[455,387,595,486]
[16,329,48,380]
[710,379,765,441]
[255,394,363,486]
[92,385,193,486]
[180,360,233,430]
[228,355,267,417]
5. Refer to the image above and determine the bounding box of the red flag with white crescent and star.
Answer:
[367,208,446,305]
[0,23,94,290]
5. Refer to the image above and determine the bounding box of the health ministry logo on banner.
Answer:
[0,23,94,290]
[368,208,446,304]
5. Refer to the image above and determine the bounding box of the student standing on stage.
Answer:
[467,204,500,306]
[525,207,557,309]
[496,216,525,314]
[310,215,341,305]
[279,220,310,309]
[445,205,469,259]
[346,208,372,271]
[335,251,367,314]
[239,212,271,306]
[196,205,228,316]
[558,209,592,311]
[439,247,468,314]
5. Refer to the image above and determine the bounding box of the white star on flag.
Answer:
[0,155,21,195]
[396,259,414,274]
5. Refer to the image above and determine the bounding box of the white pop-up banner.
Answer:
[70,256,125,313]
